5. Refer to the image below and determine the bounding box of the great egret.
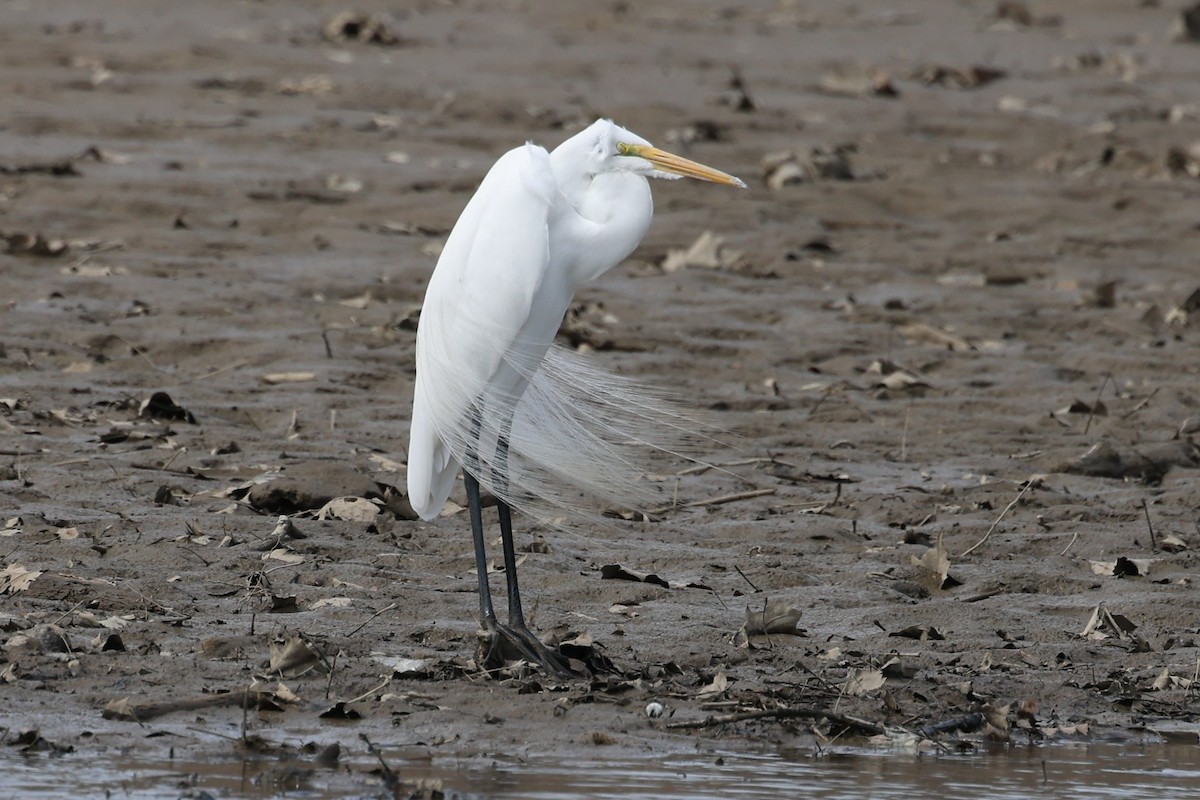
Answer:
[407,118,745,676]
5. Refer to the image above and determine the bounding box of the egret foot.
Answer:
[479,618,580,679]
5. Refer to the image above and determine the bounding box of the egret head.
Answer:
[574,119,747,188]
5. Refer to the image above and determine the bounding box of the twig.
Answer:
[960,476,1041,557]
[651,487,774,514]
[187,360,249,384]
[325,650,341,701]
[808,384,837,418]
[1059,530,1079,557]
[177,545,213,567]
[159,447,186,473]
[359,734,403,795]
[114,335,174,377]
[348,674,393,705]
[241,686,249,745]
[792,659,841,696]
[733,565,759,593]
[51,599,88,626]
[677,456,789,476]
[347,602,398,637]
[1120,387,1159,420]
[665,706,884,736]
[1140,499,1157,551]
[1083,373,1111,435]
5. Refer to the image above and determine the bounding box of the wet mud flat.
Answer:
[3,1,1200,796]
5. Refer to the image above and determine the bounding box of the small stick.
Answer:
[359,734,403,795]
[1083,373,1111,435]
[678,456,785,476]
[792,659,841,696]
[651,487,774,514]
[321,330,333,358]
[325,650,341,701]
[114,335,173,377]
[241,686,249,745]
[734,565,759,593]
[960,476,1040,557]
[1120,387,1159,420]
[49,458,90,467]
[346,602,398,637]
[1059,530,1079,556]
[808,384,836,418]
[188,360,249,384]
[347,674,393,705]
[159,447,186,473]
[178,545,213,567]
[1140,499,1157,551]
[51,599,87,626]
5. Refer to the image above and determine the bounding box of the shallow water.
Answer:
[3,742,1198,799]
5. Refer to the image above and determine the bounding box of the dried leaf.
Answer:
[896,322,973,352]
[263,548,305,565]
[307,597,353,610]
[374,655,436,677]
[912,534,960,590]
[662,231,742,273]
[696,671,729,697]
[818,68,898,98]
[1080,604,1137,640]
[319,701,362,720]
[743,601,803,635]
[316,496,381,522]
[843,668,886,696]
[1089,557,1152,577]
[1,563,43,594]
[1160,535,1188,553]
[599,564,669,589]
[890,624,946,641]
[268,637,324,676]
[139,391,197,424]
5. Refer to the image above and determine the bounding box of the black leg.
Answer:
[491,432,575,677]
[464,470,496,625]
[461,405,577,678]
[492,423,525,626]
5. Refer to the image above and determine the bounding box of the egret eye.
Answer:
[616,142,636,156]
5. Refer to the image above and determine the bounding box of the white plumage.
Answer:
[405,118,745,674]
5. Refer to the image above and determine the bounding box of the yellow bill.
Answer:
[618,143,747,189]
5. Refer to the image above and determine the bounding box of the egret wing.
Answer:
[408,144,556,519]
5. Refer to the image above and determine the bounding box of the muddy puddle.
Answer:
[4,743,1200,799]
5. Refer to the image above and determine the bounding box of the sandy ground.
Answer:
[3,0,1200,793]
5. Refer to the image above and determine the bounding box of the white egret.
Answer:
[407,118,746,675]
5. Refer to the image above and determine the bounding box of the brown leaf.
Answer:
[268,637,325,676]
[0,563,42,594]
[843,668,886,697]
[743,601,803,635]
